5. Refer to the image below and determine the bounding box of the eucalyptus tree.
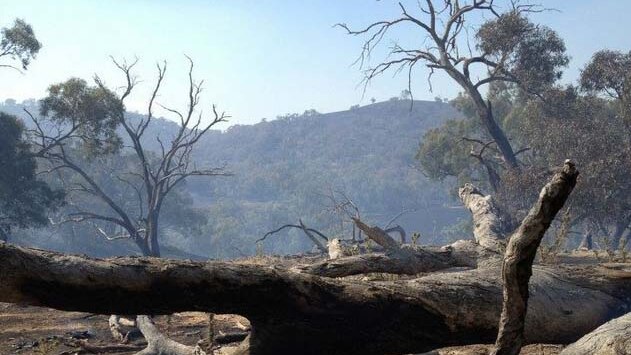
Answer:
[0,19,61,242]
[0,112,63,241]
[340,0,568,185]
[0,18,41,72]
[28,58,229,257]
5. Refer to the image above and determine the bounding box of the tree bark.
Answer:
[0,162,619,355]
[578,232,593,251]
[135,315,205,355]
[493,160,579,355]
[458,183,506,252]
[560,310,631,355]
[1,242,630,355]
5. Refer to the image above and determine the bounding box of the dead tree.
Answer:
[493,160,578,355]
[28,57,229,257]
[339,0,569,176]
[26,57,228,354]
[2,162,629,354]
[257,220,328,253]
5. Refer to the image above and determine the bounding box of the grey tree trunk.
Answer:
[493,160,578,355]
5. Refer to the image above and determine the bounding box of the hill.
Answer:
[1,98,466,258]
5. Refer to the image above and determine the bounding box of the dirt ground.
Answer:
[0,303,250,354]
[0,302,566,355]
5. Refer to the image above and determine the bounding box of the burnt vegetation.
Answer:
[1,1,631,354]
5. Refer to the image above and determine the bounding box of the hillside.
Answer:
[1,99,466,258]
[183,99,466,256]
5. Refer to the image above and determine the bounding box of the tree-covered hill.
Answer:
[1,98,467,258]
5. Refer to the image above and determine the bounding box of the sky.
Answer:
[0,0,630,127]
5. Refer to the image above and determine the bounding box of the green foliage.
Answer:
[39,78,123,156]
[2,99,466,257]
[0,18,41,70]
[416,118,478,184]
[580,50,631,129]
[417,86,519,193]
[580,50,631,97]
[0,112,63,237]
[476,11,569,93]
[506,87,631,225]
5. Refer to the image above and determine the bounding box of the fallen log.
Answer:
[560,311,631,354]
[1,242,630,355]
[0,162,624,354]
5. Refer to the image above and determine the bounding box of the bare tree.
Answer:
[27,57,229,257]
[339,0,568,174]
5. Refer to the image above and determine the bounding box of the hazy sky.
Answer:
[1,1,629,127]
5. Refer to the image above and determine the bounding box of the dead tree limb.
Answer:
[135,315,205,355]
[459,183,506,251]
[299,219,327,252]
[257,222,328,253]
[352,218,401,250]
[493,160,579,355]
[384,225,406,243]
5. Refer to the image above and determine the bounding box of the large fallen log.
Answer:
[1,242,630,355]
[1,162,625,354]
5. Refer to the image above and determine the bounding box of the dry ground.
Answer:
[0,303,249,354]
[0,304,564,355]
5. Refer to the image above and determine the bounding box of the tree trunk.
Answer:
[493,160,578,355]
[458,183,506,252]
[611,216,631,251]
[470,91,519,170]
[0,227,8,242]
[147,214,161,258]
[578,232,593,251]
